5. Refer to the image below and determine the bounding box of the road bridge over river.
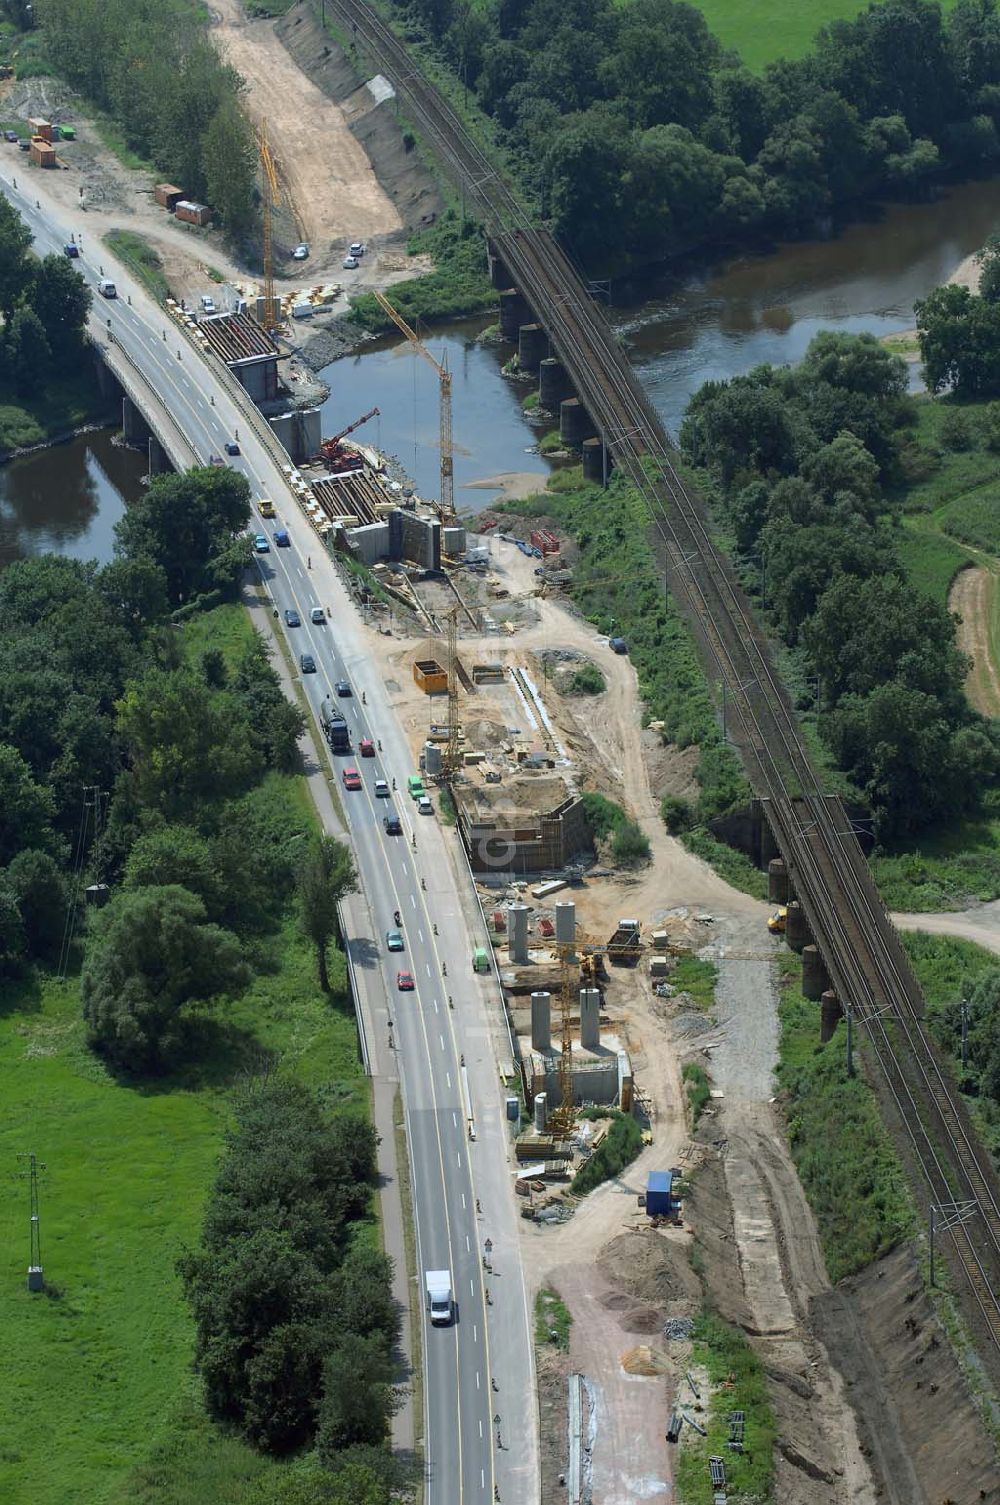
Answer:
[326,0,1000,1365]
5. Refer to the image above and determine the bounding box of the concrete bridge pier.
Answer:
[559,397,595,448]
[499,288,531,341]
[487,240,511,290]
[518,323,548,374]
[581,436,611,485]
[122,395,151,449]
[538,357,573,411]
[147,435,171,477]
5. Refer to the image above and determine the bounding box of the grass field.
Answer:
[103,231,169,305]
[0,606,367,1505]
[688,0,958,69]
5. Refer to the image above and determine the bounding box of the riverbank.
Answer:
[0,368,116,458]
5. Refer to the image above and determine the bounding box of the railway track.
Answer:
[327,0,1000,1354]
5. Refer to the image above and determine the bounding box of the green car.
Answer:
[407,774,425,800]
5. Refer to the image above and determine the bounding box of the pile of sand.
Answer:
[598,1231,700,1308]
[621,1344,670,1376]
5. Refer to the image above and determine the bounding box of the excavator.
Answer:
[314,407,380,473]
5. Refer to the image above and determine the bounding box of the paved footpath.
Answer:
[243,582,416,1455]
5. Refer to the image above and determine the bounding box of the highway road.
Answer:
[0,172,539,1502]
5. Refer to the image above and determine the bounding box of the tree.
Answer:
[0,195,33,321]
[203,97,258,237]
[123,825,222,914]
[0,888,25,978]
[797,330,909,402]
[331,1244,400,1347]
[181,1225,333,1451]
[297,836,357,991]
[117,666,261,818]
[6,305,51,397]
[114,467,252,604]
[316,1334,395,1454]
[81,885,249,1071]
[0,743,57,866]
[98,558,169,640]
[30,254,91,357]
[804,573,967,706]
[5,849,66,962]
[230,636,306,773]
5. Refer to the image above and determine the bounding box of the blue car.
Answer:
[274,529,291,548]
[254,534,270,553]
[284,608,300,627]
[63,243,79,258]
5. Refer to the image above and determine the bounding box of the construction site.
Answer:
[7,4,998,1499]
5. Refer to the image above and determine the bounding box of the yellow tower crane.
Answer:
[371,288,454,519]
[446,605,461,775]
[259,119,281,332]
[546,934,608,1138]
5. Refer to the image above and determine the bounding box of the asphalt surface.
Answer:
[0,171,538,1503]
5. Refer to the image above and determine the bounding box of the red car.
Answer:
[342,766,362,791]
[396,971,415,992]
[358,737,375,758]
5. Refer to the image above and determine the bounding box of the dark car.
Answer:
[335,679,352,697]
[284,608,300,627]
[224,441,240,456]
[383,807,401,834]
[300,653,316,674]
[63,243,79,258]
[609,636,628,655]
[4,130,18,143]
[274,529,291,548]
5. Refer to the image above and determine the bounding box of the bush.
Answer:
[611,821,651,867]
[660,794,693,834]
[939,405,974,451]
[682,1062,711,1125]
[571,1112,643,1196]
[567,661,605,695]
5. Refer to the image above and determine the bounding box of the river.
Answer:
[8,176,1000,546]
[324,175,1000,504]
[0,429,147,569]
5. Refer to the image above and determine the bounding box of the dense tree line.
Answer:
[0,464,303,1019]
[33,0,257,232]
[0,198,90,396]
[398,0,1000,268]
[680,330,1000,841]
[178,1077,400,1484]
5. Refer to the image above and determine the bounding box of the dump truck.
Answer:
[425,1270,453,1325]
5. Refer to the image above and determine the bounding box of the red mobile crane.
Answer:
[316,407,380,473]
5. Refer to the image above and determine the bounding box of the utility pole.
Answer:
[18,1153,46,1291]
[960,997,969,1073]
[845,1002,854,1079]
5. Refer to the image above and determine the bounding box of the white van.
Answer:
[98,279,117,299]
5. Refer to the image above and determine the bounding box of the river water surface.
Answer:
[0,429,147,568]
[7,176,1000,545]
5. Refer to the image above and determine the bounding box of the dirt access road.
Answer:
[950,563,1000,717]
[210,0,401,263]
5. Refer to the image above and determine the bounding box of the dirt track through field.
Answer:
[949,563,1000,716]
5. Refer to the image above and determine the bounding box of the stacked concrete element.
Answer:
[518,323,548,373]
[768,857,790,903]
[559,397,595,447]
[802,944,830,1001]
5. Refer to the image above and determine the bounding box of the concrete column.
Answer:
[530,990,551,1052]
[487,240,510,290]
[820,989,842,1044]
[581,437,610,485]
[555,901,576,960]
[508,903,530,964]
[121,395,150,447]
[784,900,811,953]
[518,322,548,373]
[768,857,790,904]
[802,944,830,1001]
[499,288,531,341]
[538,357,573,410]
[533,1092,547,1132]
[559,397,595,447]
[579,987,601,1051]
[147,435,171,477]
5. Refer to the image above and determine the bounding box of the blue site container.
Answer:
[646,1170,674,1217]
